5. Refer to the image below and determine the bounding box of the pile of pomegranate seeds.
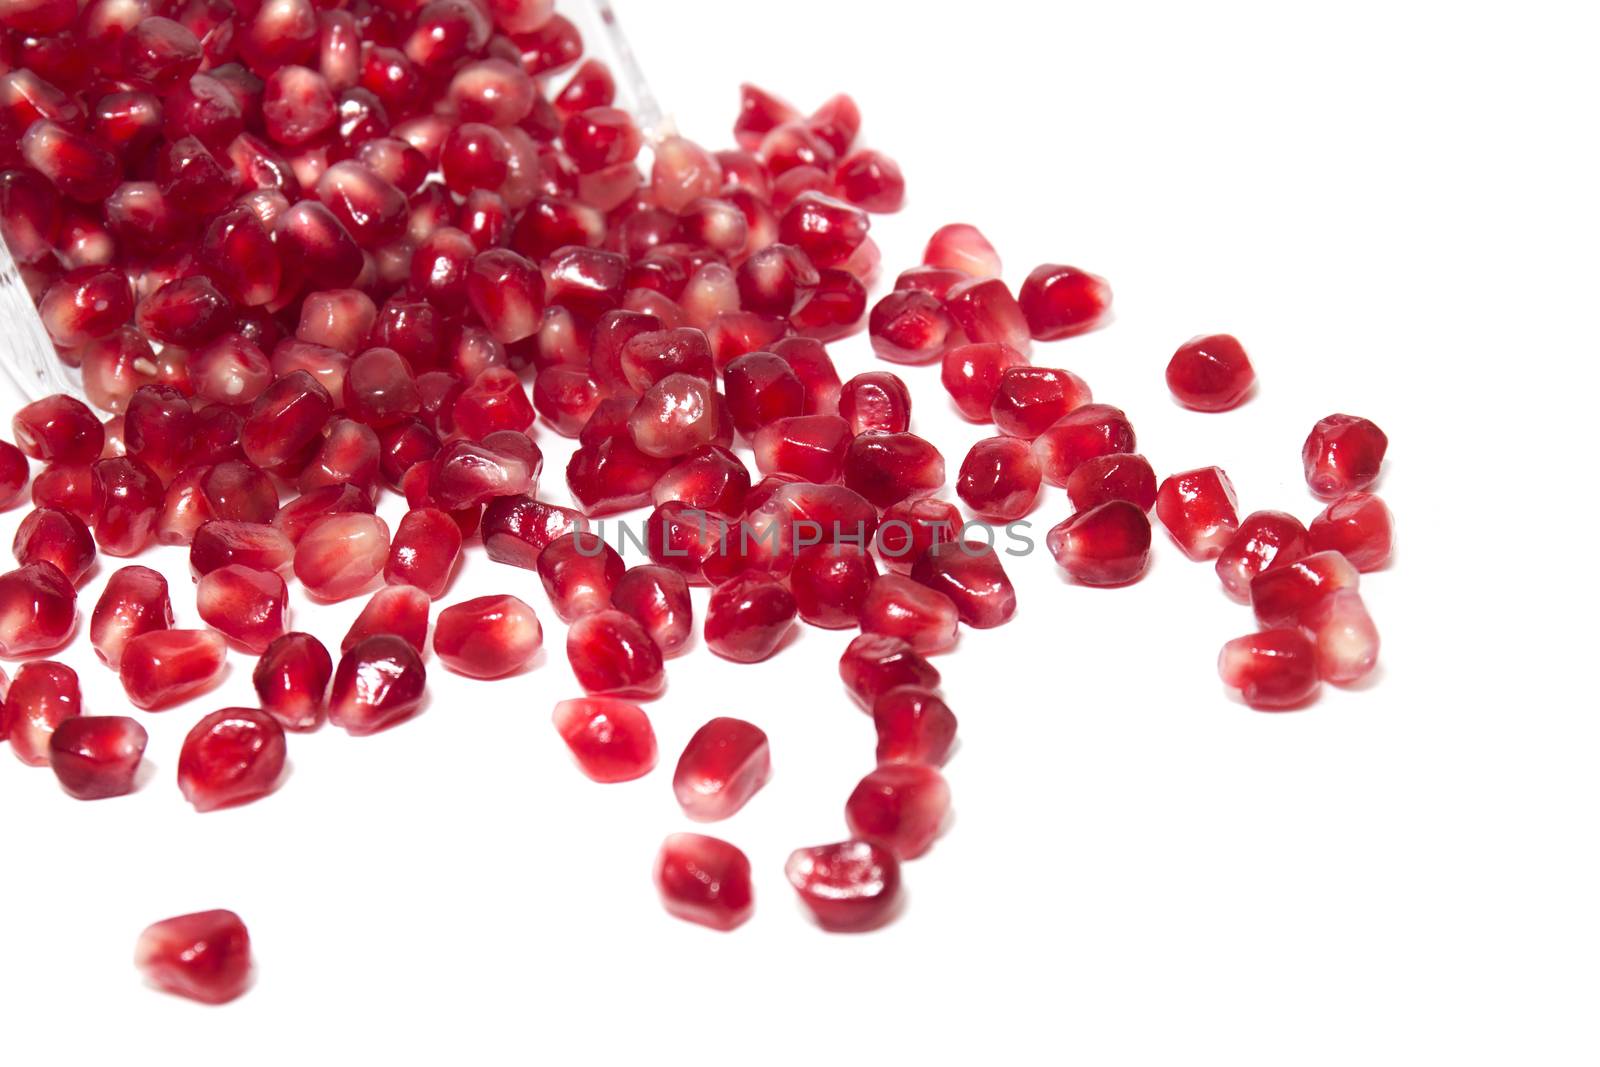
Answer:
[0,0,1394,994]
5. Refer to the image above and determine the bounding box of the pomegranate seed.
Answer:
[845,764,950,859]
[551,696,657,783]
[1166,333,1255,411]
[198,461,277,527]
[734,83,799,150]
[543,244,628,321]
[252,631,331,731]
[944,276,1030,353]
[14,394,104,463]
[478,495,577,571]
[0,440,28,508]
[627,373,723,459]
[275,199,363,288]
[752,414,851,483]
[466,249,545,344]
[294,512,389,601]
[120,628,226,710]
[37,266,134,348]
[21,120,120,202]
[0,561,77,655]
[991,367,1093,440]
[671,717,770,822]
[1031,404,1136,487]
[565,433,669,515]
[536,530,623,621]
[721,352,802,435]
[190,519,295,576]
[1305,589,1380,684]
[136,275,233,348]
[651,135,722,213]
[860,574,959,654]
[1065,452,1157,513]
[654,833,753,931]
[196,564,289,653]
[48,715,147,799]
[432,594,542,679]
[790,541,878,628]
[135,910,251,1004]
[776,191,869,269]
[910,540,1018,628]
[736,243,818,318]
[328,633,426,735]
[340,584,428,656]
[643,502,723,583]
[875,497,962,573]
[868,289,952,365]
[956,436,1040,521]
[88,457,161,558]
[924,223,998,276]
[838,372,911,436]
[1250,550,1360,629]
[940,342,1028,423]
[383,507,463,597]
[432,434,541,510]
[771,336,842,414]
[653,445,751,516]
[1016,263,1112,341]
[190,335,274,405]
[566,609,665,698]
[298,417,380,495]
[1302,414,1388,499]
[90,565,173,669]
[533,366,601,436]
[1155,466,1240,561]
[1219,629,1321,710]
[833,149,905,213]
[241,370,333,473]
[619,326,716,392]
[5,659,79,765]
[13,506,94,584]
[178,707,286,811]
[786,840,902,932]
[1046,501,1153,586]
[873,686,957,767]
[1307,492,1393,571]
[343,349,419,429]
[1215,510,1310,602]
[705,573,797,663]
[296,289,377,355]
[842,431,945,510]
[840,632,941,710]
[610,565,693,657]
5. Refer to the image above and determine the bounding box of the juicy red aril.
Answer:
[1018,263,1112,340]
[467,248,545,343]
[567,609,665,699]
[839,371,911,436]
[1305,589,1380,684]
[22,119,119,202]
[1307,492,1393,571]
[342,584,429,655]
[1303,414,1389,499]
[868,288,951,365]
[1166,333,1255,411]
[673,717,771,821]
[135,910,251,1005]
[5,659,79,766]
[242,370,334,473]
[875,497,962,573]
[842,431,945,510]
[538,531,624,621]
[433,435,541,510]
[834,149,905,212]
[956,436,1040,521]
[38,265,133,347]
[48,715,147,800]
[120,628,227,711]
[1250,550,1360,629]
[1215,510,1310,602]
[13,506,94,583]
[1065,452,1158,513]
[135,275,231,347]
[777,191,869,268]
[294,512,390,601]
[654,445,751,516]
[1218,629,1321,711]
[991,366,1092,440]
[565,434,670,516]
[910,540,1018,628]
[481,495,580,571]
[32,463,96,526]
[533,366,601,436]
[786,840,902,933]
[345,348,420,427]
[940,341,1028,423]
[1155,466,1240,561]
[723,352,804,435]
[178,707,286,812]
[610,565,693,657]
[124,385,196,484]
[328,633,426,736]
[924,223,998,276]
[0,440,28,507]
[873,686,958,767]
[1047,501,1153,586]
[734,82,799,150]
[91,565,173,669]
[790,542,878,628]
[202,460,279,525]
[1032,403,1137,486]
[196,564,289,653]
[0,561,78,656]
[840,632,941,709]
[552,696,657,783]
[944,276,1031,354]
[618,326,716,392]
[453,367,533,440]
[14,394,104,463]
[385,507,463,596]
[753,414,852,483]
[252,631,332,731]
[629,373,724,459]
[845,763,951,859]
[705,573,797,663]
[191,519,295,576]
[433,594,542,679]
[654,833,753,932]
[860,574,959,654]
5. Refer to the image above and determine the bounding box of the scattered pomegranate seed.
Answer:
[135,910,252,1005]
[433,594,542,679]
[940,341,1028,422]
[385,507,464,597]
[1304,589,1380,684]
[860,574,959,654]
[1031,403,1136,487]
[196,564,290,653]
[253,632,332,731]
[178,707,287,812]
[1215,511,1310,602]
[1302,414,1388,499]
[842,431,945,509]
[845,763,950,859]
[566,609,665,698]
[840,633,941,710]
[343,584,430,655]
[1065,452,1157,513]
[1250,550,1361,629]
[191,519,296,576]
[838,371,912,435]
[910,540,1018,628]
[13,505,94,583]
[1307,492,1393,571]
[328,633,427,735]
[1218,629,1321,711]
[790,541,878,628]
[873,686,958,767]
[294,512,390,601]
[120,628,227,711]
[956,436,1041,521]
[786,839,902,932]
[551,696,657,783]
[48,715,148,800]
[1047,501,1153,586]
[1166,333,1255,411]
[1017,263,1112,340]
[875,497,961,573]
[5,659,79,765]
[654,833,754,932]
[1154,466,1240,561]
[537,530,624,621]
[868,288,951,365]
[705,572,797,663]
[991,367,1093,440]
[90,565,173,669]
[609,565,693,657]
[833,149,905,213]
[924,223,998,277]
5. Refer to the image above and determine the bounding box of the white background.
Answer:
[1,1,1596,1063]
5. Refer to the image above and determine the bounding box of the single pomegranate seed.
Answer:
[432,435,541,510]
[298,417,380,495]
[790,541,878,629]
[565,433,670,515]
[924,223,998,276]
[1065,452,1158,513]
[1305,589,1380,685]
[551,696,657,783]
[0,561,78,656]
[466,248,545,344]
[340,584,428,656]
[1250,550,1361,629]
[136,275,233,348]
[120,629,227,711]
[705,573,797,663]
[955,437,1040,521]
[752,414,852,483]
[833,149,905,213]
[13,506,94,584]
[252,631,331,731]
[196,564,289,653]
[14,394,104,464]
[341,349,418,430]
[294,513,390,601]
[178,707,286,812]
[669,717,770,822]
[1155,466,1240,561]
[653,445,751,516]
[37,265,134,348]
[241,370,334,473]
[1166,333,1255,411]
[566,609,665,698]
[943,276,1031,354]
[90,565,173,669]
[838,372,911,436]
[1307,492,1393,571]
[296,289,377,356]
[190,519,295,576]
[537,531,624,621]
[274,199,363,288]
[786,840,902,932]
[628,373,724,459]
[477,495,577,571]
[860,574,959,654]
[453,366,533,440]
[873,686,957,767]
[47,715,147,800]
[1047,501,1153,586]
[868,289,952,365]
[1016,263,1112,340]
[846,764,950,859]
[0,440,28,508]
[940,342,1028,423]
[383,507,463,597]
[991,366,1093,440]
[1032,404,1137,486]
[533,366,601,436]
[201,460,279,525]
[1219,629,1321,710]
[910,540,1018,628]
[5,659,79,765]
[842,432,945,509]
[328,633,426,735]
[733,82,799,150]
[771,336,843,415]
[432,594,542,679]
[21,119,119,202]
[618,326,716,393]
[610,565,693,657]
[776,191,870,269]
[644,498,728,584]
[1215,510,1310,602]
[875,497,962,573]
[840,632,941,710]
[654,833,753,932]
[1302,414,1389,499]
[135,910,252,1005]
[190,335,274,406]
[736,243,819,318]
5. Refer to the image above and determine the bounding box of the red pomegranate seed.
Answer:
[991,366,1092,440]
[432,435,540,510]
[342,583,429,655]
[453,366,533,440]
[5,659,79,765]
[90,565,173,669]
[1305,589,1380,684]
[37,265,133,348]
[466,248,544,343]
[672,717,771,822]
[628,373,724,459]
[944,276,1031,354]
[838,372,911,436]
[1065,452,1158,513]
[940,341,1027,423]
[924,223,998,277]
[734,82,799,150]
[1219,629,1320,710]
[1047,501,1153,586]
[382,507,463,597]
[842,431,945,510]
[845,764,951,859]
[610,565,693,656]
[566,609,665,698]
[297,418,380,495]
[120,628,226,710]
[776,191,869,269]
[771,336,842,414]
[868,288,952,365]
[433,594,542,678]
[956,436,1040,521]
[0,440,28,508]
[196,564,289,653]
[873,686,957,767]
[875,497,962,573]
[1166,333,1255,411]
[565,434,670,516]
[294,512,389,601]
[705,572,797,663]
[1302,414,1388,499]
[252,631,331,731]
[1155,466,1240,561]
[190,519,295,576]
[198,204,283,307]
[860,574,959,654]
[1031,404,1136,486]
[790,541,878,628]
[190,335,274,406]
[13,506,94,584]
[736,243,818,318]
[752,414,852,483]
[274,199,363,288]
[178,707,286,811]
[135,910,252,1005]
[551,696,657,783]
[341,350,418,430]
[654,833,753,931]
[537,530,623,621]
[48,715,147,799]
[241,370,333,473]
[910,540,1018,628]
[328,633,426,735]
[296,289,376,356]
[833,149,905,213]
[21,119,119,202]
[619,326,716,392]
[786,840,902,932]
[477,495,576,571]
[135,275,232,348]
[0,561,78,656]
[533,366,601,436]
[653,445,750,516]
[1017,263,1112,340]
[1307,492,1393,571]
[1250,550,1360,629]
[91,457,161,556]
[840,632,941,710]
[14,394,104,463]
[1215,510,1310,602]
[201,460,279,525]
